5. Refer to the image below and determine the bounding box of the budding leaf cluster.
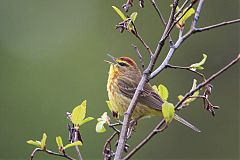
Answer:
[27,133,47,150]
[56,136,82,153]
[96,111,110,133]
[190,54,207,71]
[112,6,138,32]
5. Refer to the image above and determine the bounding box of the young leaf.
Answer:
[112,6,127,20]
[26,140,41,148]
[158,84,169,101]
[191,79,197,91]
[130,12,138,22]
[64,141,82,150]
[56,136,64,148]
[79,117,94,126]
[40,133,47,149]
[162,101,175,123]
[72,100,87,125]
[177,8,195,28]
[190,54,207,71]
[96,121,106,133]
[128,12,138,30]
[178,79,199,106]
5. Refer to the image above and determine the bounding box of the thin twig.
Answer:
[166,64,206,80]
[30,148,75,160]
[132,44,145,70]
[74,133,83,160]
[103,131,119,160]
[131,21,153,56]
[195,19,240,32]
[149,0,174,44]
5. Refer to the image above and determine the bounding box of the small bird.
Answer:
[106,54,200,132]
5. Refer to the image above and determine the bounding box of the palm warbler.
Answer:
[106,55,200,132]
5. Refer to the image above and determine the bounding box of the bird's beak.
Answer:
[104,54,117,65]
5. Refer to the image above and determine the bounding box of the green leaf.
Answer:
[26,140,41,148]
[162,101,175,123]
[56,136,63,148]
[72,100,87,125]
[128,12,138,30]
[96,121,106,133]
[41,133,47,149]
[64,141,82,150]
[190,54,207,71]
[79,117,94,126]
[112,6,126,20]
[130,12,137,22]
[158,84,169,101]
[177,8,195,28]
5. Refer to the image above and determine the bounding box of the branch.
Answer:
[74,133,83,160]
[195,18,240,33]
[30,148,74,160]
[175,53,240,110]
[114,1,180,159]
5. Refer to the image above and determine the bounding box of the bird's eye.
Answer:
[118,62,128,67]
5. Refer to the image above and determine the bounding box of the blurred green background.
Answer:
[0,0,239,159]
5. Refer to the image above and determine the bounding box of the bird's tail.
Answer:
[174,114,201,132]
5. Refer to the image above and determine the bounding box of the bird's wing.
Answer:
[117,78,163,111]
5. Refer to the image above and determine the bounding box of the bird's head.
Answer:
[105,54,141,78]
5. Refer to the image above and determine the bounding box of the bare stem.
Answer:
[30,148,74,160]
[195,19,240,32]
[166,64,206,80]
[132,44,145,70]
[149,0,174,44]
